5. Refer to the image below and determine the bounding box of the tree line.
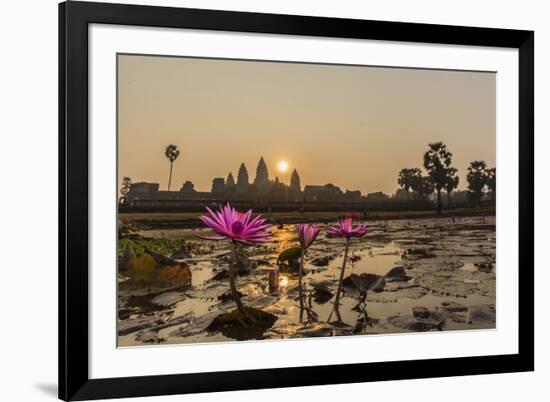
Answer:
[398,142,495,214]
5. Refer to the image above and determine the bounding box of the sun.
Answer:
[277,160,289,173]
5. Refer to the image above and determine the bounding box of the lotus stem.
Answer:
[331,238,350,323]
[299,248,305,323]
[229,241,251,324]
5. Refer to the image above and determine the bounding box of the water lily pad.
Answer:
[387,313,444,332]
[466,304,495,325]
[208,307,278,340]
[414,271,495,298]
[126,249,192,286]
[151,291,187,307]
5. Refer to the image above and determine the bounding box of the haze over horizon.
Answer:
[118,54,496,194]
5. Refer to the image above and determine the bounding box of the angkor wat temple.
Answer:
[121,157,415,212]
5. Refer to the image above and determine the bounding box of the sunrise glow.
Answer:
[277,160,289,173]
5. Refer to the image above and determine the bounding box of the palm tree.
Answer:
[418,176,435,200]
[398,168,422,200]
[423,142,454,214]
[164,144,180,191]
[119,176,132,205]
[467,161,488,206]
[444,168,459,207]
[486,167,496,201]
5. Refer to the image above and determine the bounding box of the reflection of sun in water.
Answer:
[279,275,289,288]
[277,160,289,173]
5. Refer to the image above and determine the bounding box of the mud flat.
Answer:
[117,215,496,346]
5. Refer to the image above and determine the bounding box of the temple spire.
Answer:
[226,172,235,188]
[236,163,249,193]
[254,156,269,188]
[290,169,301,192]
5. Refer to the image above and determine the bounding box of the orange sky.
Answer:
[118,54,496,194]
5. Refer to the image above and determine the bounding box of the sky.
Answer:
[118,54,496,194]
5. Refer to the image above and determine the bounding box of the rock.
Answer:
[126,249,192,286]
[384,266,411,282]
[151,291,187,307]
[466,304,496,325]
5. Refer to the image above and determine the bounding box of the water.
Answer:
[118,216,496,346]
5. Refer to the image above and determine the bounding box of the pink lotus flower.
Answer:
[199,204,271,244]
[327,218,369,239]
[297,224,320,249]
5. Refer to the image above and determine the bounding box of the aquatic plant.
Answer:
[327,218,369,323]
[345,212,362,220]
[199,204,271,323]
[327,218,369,239]
[296,224,320,322]
[199,205,271,244]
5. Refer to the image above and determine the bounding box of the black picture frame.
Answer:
[59,1,534,400]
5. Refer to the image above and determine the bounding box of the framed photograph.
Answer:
[59,1,534,400]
